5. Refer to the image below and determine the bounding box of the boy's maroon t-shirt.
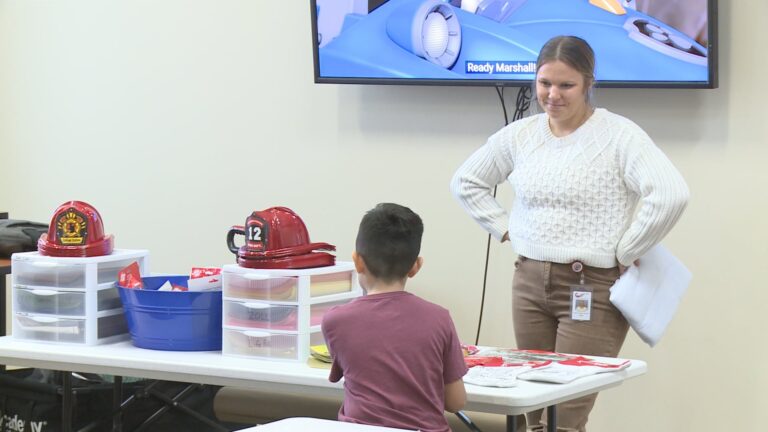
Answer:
[322,291,468,432]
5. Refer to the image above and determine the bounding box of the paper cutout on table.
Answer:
[609,244,692,347]
[464,365,533,387]
[464,356,505,368]
[474,348,573,366]
[517,356,630,384]
[461,348,631,387]
[461,344,480,356]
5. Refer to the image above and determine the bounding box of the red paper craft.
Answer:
[118,262,143,289]
[464,356,505,368]
[191,267,221,279]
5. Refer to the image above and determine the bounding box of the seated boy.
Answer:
[322,203,468,432]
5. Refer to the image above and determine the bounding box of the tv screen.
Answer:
[311,0,718,88]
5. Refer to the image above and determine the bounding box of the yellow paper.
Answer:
[589,0,626,15]
[310,344,330,357]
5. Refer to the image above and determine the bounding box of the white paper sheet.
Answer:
[518,358,630,384]
[464,365,532,387]
[609,245,692,347]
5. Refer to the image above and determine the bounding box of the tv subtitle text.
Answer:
[465,61,537,74]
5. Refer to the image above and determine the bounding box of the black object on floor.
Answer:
[0,368,233,432]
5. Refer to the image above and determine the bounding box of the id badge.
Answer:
[570,285,593,321]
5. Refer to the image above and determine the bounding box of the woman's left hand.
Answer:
[618,259,641,275]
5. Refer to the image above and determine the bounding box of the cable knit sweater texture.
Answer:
[451,108,689,268]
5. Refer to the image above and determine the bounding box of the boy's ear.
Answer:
[352,251,367,275]
[407,257,423,278]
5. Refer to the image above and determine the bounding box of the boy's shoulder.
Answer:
[408,292,449,313]
[398,293,454,326]
[322,295,379,325]
[326,292,449,319]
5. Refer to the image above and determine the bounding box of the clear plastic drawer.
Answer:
[12,256,144,288]
[13,312,127,344]
[223,297,355,331]
[224,301,299,331]
[223,273,299,301]
[222,328,324,361]
[310,298,354,328]
[14,285,122,316]
[223,270,354,301]
[13,260,87,288]
[308,271,354,297]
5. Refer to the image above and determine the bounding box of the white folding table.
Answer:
[237,417,415,431]
[0,337,646,432]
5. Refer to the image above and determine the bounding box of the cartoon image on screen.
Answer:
[313,0,713,86]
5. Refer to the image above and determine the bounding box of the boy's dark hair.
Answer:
[356,203,423,283]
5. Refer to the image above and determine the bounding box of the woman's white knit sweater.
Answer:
[450,108,689,268]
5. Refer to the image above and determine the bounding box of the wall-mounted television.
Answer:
[311,0,718,88]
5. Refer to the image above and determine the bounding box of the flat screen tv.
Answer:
[311,0,718,88]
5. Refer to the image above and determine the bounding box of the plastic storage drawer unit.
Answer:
[221,262,361,361]
[10,249,150,345]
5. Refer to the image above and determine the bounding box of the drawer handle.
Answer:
[242,302,271,310]
[28,261,63,268]
[243,330,271,338]
[242,274,274,281]
[25,315,62,324]
[18,316,80,334]
[27,289,60,297]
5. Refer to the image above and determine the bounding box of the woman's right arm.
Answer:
[450,135,514,241]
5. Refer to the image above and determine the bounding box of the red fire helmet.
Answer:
[37,200,114,257]
[227,206,335,269]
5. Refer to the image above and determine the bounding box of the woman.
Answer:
[450,36,689,431]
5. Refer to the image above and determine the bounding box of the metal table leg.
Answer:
[113,375,123,431]
[62,372,73,432]
[506,414,517,432]
[547,405,557,432]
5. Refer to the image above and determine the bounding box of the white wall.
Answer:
[1,1,766,431]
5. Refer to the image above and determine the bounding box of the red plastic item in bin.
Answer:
[188,267,222,291]
[37,200,114,257]
[118,262,143,289]
[191,267,221,278]
[226,207,335,269]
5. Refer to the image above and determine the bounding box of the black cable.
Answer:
[474,211,495,346]
[513,86,532,121]
[474,86,531,346]
[495,86,509,125]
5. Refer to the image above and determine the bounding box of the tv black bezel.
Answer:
[310,0,718,89]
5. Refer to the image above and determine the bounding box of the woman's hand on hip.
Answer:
[618,259,641,275]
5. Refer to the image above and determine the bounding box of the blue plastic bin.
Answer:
[117,275,222,351]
